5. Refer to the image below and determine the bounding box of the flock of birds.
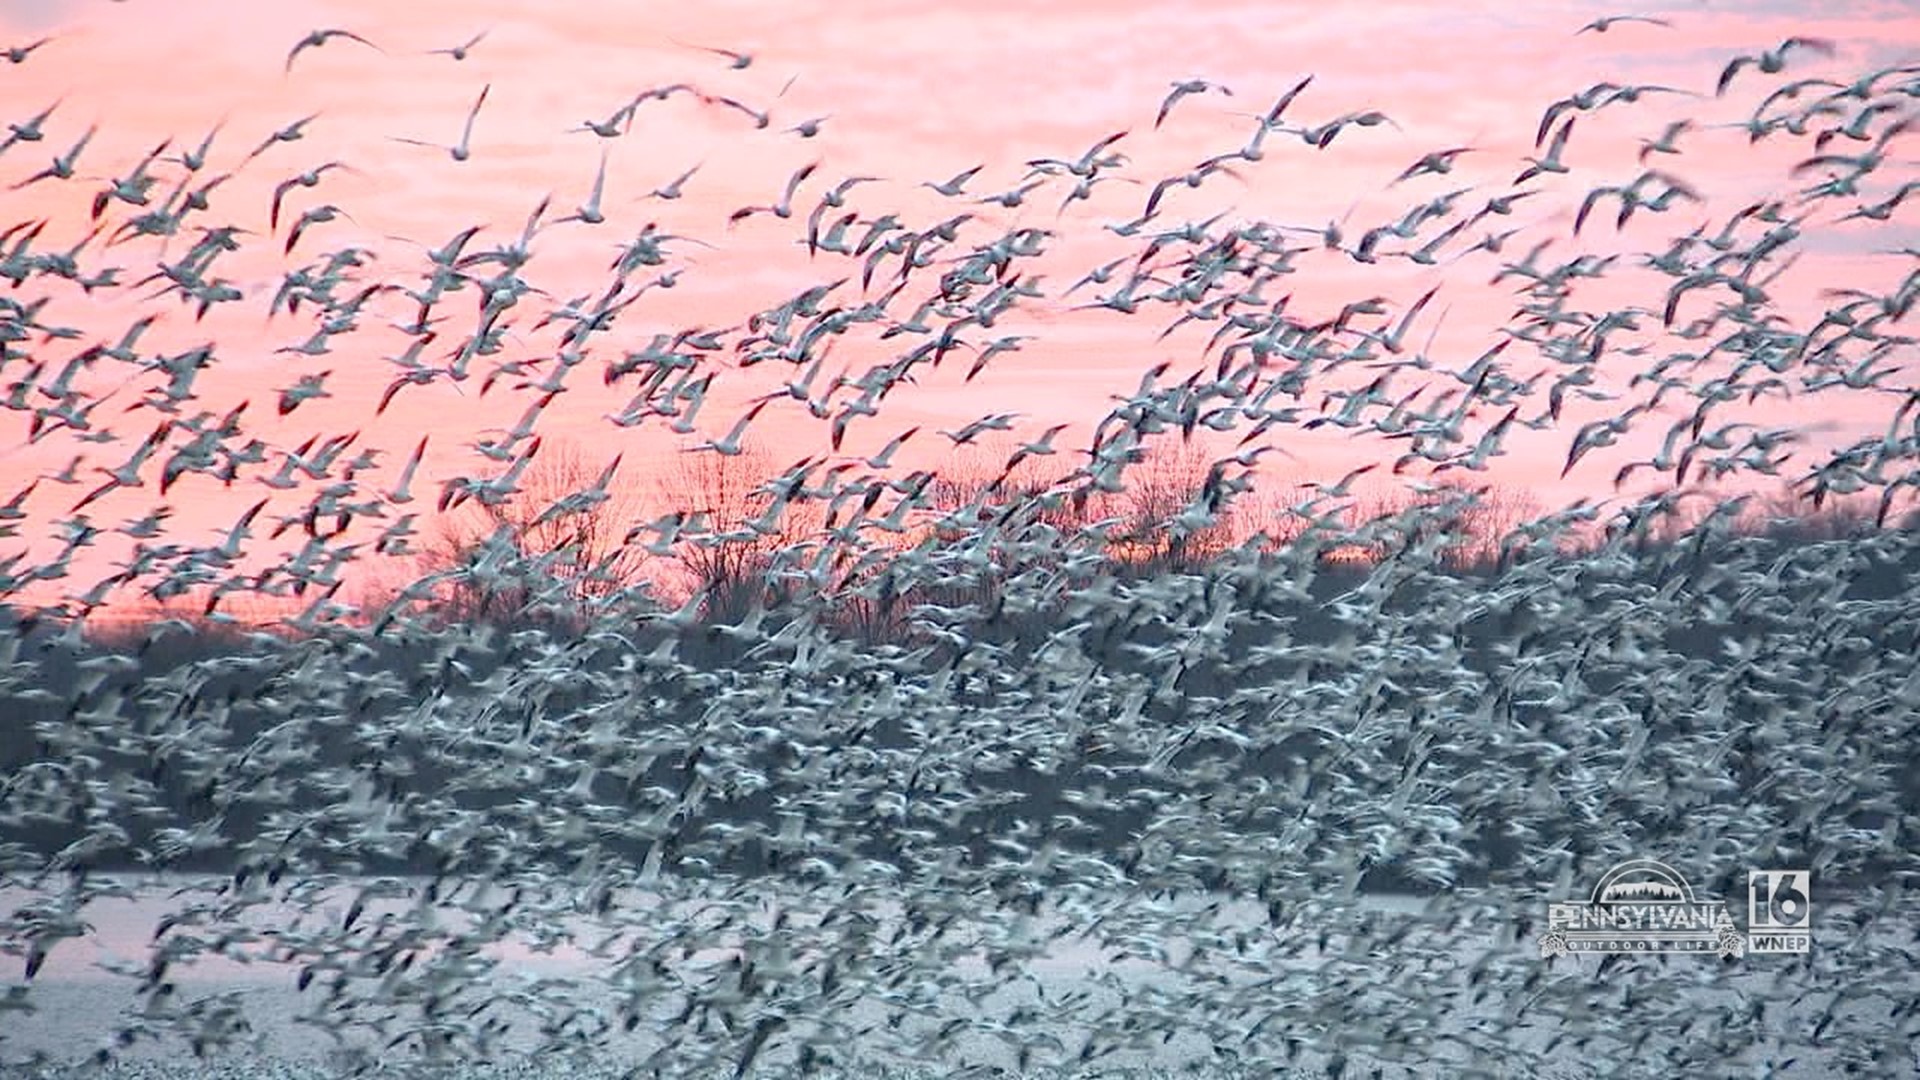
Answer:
[1,8,1919,1079]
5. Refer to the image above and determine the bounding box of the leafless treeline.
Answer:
[333,433,1903,646]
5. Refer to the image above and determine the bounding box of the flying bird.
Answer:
[674,39,753,69]
[646,161,703,200]
[284,204,354,255]
[391,84,489,161]
[269,162,355,231]
[285,28,382,74]
[924,164,986,197]
[1515,116,1576,184]
[10,125,95,190]
[1,99,61,153]
[1718,37,1838,96]
[1637,118,1693,163]
[554,147,612,226]
[1390,147,1477,186]
[1156,80,1232,129]
[165,119,226,173]
[387,436,428,504]
[1576,14,1673,34]
[686,400,769,456]
[729,160,819,226]
[427,29,489,60]
[2,36,53,64]
[784,115,831,139]
[241,113,320,168]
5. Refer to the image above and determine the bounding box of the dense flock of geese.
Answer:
[1,8,1919,1079]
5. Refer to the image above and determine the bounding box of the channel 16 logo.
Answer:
[1747,869,1812,953]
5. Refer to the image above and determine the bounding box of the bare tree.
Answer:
[1236,478,1326,552]
[782,435,1107,644]
[828,545,913,645]
[651,441,818,623]
[1109,436,1240,573]
[422,439,649,624]
[920,435,1102,600]
[1346,480,1542,570]
[1748,483,1885,542]
[927,436,1091,537]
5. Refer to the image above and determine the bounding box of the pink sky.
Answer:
[2,0,1919,618]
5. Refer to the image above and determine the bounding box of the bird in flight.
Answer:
[1391,146,1477,187]
[784,116,831,139]
[3,36,54,64]
[2,99,62,154]
[285,28,382,74]
[284,204,354,255]
[1718,37,1838,96]
[1576,14,1672,35]
[1515,116,1576,185]
[270,162,355,231]
[701,94,770,130]
[9,125,95,190]
[241,113,320,168]
[554,147,613,227]
[1156,80,1232,129]
[428,29,489,61]
[391,85,490,162]
[924,164,985,198]
[729,160,819,227]
[674,39,753,69]
[165,119,226,173]
[646,162,702,201]
[686,400,769,456]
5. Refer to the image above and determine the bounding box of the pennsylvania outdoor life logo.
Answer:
[1537,859,1813,959]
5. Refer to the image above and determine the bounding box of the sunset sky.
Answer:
[2,0,1918,618]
